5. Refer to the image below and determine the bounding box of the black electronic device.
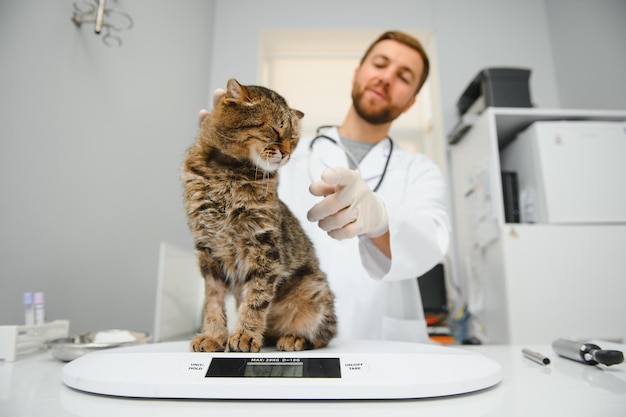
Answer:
[417,263,448,314]
[448,68,532,144]
[501,171,521,223]
[457,68,532,116]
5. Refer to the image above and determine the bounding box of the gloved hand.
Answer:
[198,88,226,124]
[307,167,389,240]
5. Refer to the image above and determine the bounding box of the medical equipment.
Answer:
[62,339,502,400]
[553,339,624,366]
[72,0,134,47]
[46,330,150,362]
[0,320,69,362]
[308,126,393,192]
[23,292,35,326]
[34,292,45,325]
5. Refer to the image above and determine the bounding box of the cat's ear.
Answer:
[293,109,305,120]
[225,78,249,104]
[212,89,226,108]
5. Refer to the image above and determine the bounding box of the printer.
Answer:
[448,68,533,144]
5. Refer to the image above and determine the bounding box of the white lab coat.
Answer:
[278,127,450,343]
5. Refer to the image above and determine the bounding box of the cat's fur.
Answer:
[182,79,337,352]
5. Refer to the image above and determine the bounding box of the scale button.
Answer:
[180,360,209,377]
[342,360,368,377]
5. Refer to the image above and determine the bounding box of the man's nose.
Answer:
[377,68,394,88]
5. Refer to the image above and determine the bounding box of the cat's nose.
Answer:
[281,142,292,155]
[268,150,283,163]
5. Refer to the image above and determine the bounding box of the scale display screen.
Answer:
[206,357,341,378]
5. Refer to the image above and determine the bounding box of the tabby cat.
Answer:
[182,78,337,352]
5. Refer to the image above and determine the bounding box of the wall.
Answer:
[209,0,625,133]
[210,0,563,136]
[545,0,626,110]
[1,0,624,337]
[0,0,214,333]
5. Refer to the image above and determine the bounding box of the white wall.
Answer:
[545,0,626,110]
[209,0,563,136]
[1,0,624,336]
[0,0,214,333]
[209,0,625,133]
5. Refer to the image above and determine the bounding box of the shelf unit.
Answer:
[447,108,626,344]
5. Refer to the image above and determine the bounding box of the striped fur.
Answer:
[182,79,336,352]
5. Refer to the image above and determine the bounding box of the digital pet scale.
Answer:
[62,340,502,400]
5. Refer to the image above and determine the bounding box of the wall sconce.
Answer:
[72,0,133,47]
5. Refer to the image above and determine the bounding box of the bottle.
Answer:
[34,292,46,325]
[23,292,35,325]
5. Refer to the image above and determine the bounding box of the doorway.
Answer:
[258,29,445,170]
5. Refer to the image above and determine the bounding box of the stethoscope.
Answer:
[308,125,393,192]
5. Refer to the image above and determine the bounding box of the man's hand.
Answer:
[198,88,226,125]
[307,167,388,240]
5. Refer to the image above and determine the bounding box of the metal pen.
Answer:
[522,348,551,366]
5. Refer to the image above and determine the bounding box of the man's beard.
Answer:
[352,85,401,125]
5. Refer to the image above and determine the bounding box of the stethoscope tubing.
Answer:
[308,128,393,192]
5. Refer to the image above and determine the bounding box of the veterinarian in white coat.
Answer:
[278,30,450,343]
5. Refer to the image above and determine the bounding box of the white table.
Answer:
[2,342,625,416]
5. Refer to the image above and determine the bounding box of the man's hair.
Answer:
[360,30,430,95]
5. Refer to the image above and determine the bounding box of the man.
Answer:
[278,31,450,343]
[199,31,449,343]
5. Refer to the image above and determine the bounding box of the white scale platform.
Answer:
[62,340,502,400]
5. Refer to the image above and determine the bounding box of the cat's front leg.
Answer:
[227,329,263,353]
[227,307,267,352]
[190,265,229,352]
[227,276,275,352]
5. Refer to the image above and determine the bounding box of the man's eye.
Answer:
[372,56,388,68]
[399,72,414,84]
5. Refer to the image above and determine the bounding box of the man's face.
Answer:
[351,39,424,125]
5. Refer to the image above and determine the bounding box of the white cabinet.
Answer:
[447,108,626,344]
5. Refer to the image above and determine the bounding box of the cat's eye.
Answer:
[270,126,281,140]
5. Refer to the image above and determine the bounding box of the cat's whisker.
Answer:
[254,149,266,182]
[264,170,271,196]
[255,142,285,197]
[253,153,271,199]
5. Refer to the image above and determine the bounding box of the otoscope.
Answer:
[552,338,624,366]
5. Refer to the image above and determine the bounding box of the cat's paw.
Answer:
[276,335,308,351]
[190,335,226,352]
[227,331,262,352]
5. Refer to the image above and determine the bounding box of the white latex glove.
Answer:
[307,167,389,240]
[197,89,226,124]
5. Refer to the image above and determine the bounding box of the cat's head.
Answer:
[208,78,304,173]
